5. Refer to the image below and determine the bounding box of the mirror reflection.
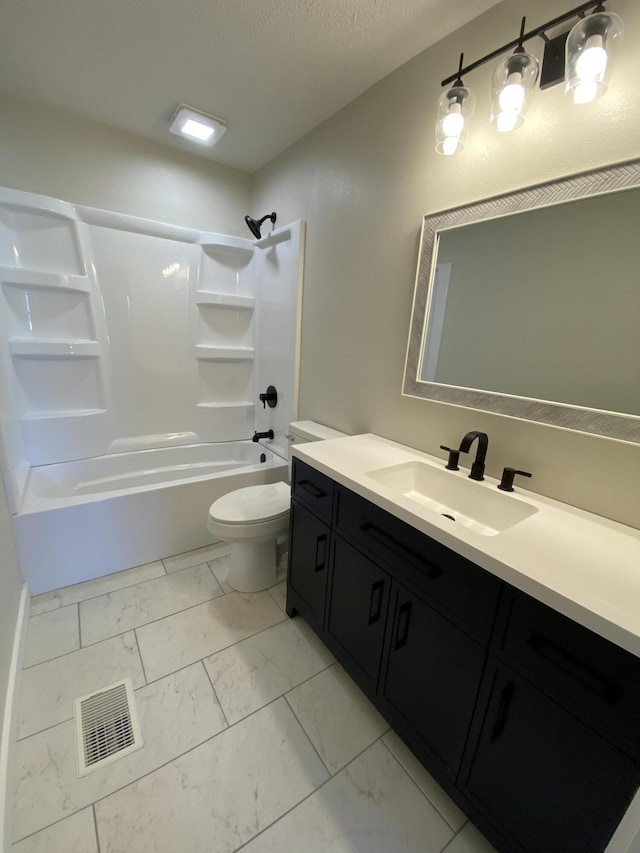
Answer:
[419,189,640,417]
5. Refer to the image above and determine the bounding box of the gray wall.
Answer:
[252,0,640,528]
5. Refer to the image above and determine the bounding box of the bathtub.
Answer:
[14,442,288,594]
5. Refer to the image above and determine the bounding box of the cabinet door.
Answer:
[288,500,330,624]
[327,536,390,691]
[460,662,640,853]
[380,585,487,779]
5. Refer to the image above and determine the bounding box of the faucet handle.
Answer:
[498,467,532,492]
[439,445,460,471]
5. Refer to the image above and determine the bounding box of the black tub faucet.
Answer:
[252,430,274,442]
[458,431,489,481]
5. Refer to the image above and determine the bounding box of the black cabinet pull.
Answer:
[526,632,621,703]
[490,681,515,744]
[314,534,327,573]
[298,479,326,500]
[393,601,412,650]
[368,579,385,625]
[360,523,442,580]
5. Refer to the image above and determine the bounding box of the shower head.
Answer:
[244,212,277,240]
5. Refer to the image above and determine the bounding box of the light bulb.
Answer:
[496,110,519,133]
[499,72,525,112]
[573,79,599,104]
[442,103,464,137]
[442,136,459,156]
[576,35,608,80]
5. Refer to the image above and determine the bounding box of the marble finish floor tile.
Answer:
[13,663,226,841]
[30,561,165,616]
[204,618,335,724]
[163,543,228,574]
[94,698,329,853]
[80,564,223,645]
[268,580,287,613]
[208,553,233,593]
[241,739,454,853]
[12,808,98,853]
[443,823,497,853]
[136,591,285,682]
[382,730,466,832]
[286,663,389,773]
[23,605,79,668]
[17,632,144,740]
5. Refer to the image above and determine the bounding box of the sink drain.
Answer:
[442,513,456,522]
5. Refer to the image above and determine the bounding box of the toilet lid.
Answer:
[209,481,291,524]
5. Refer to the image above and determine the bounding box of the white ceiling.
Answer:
[0,0,501,173]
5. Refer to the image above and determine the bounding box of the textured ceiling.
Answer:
[0,0,501,173]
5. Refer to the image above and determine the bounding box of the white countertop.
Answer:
[293,434,640,658]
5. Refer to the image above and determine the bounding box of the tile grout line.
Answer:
[282,693,332,776]
[200,659,230,729]
[379,736,462,833]
[92,803,102,853]
[231,731,390,853]
[133,628,149,685]
[439,820,471,853]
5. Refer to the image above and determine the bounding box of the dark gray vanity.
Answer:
[286,455,640,853]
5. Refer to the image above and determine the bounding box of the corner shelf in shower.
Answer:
[8,338,101,358]
[21,408,107,421]
[195,291,254,310]
[0,268,91,293]
[195,346,254,362]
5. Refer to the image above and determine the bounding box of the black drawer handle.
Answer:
[298,479,327,500]
[526,632,621,704]
[314,534,327,572]
[490,681,515,744]
[360,523,442,580]
[368,579,385,625]
[394,601,412,650]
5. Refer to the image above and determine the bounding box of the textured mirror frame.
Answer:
[403,158,640,444]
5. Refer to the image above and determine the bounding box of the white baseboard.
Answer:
[0,584,29,853]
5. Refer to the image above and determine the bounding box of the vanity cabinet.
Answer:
[286,462,640,853]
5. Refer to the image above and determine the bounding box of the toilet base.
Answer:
[227,539,278,593]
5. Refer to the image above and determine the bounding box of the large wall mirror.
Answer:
[403,159,640,444]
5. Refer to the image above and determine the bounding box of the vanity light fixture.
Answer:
[169,104,227,147]
[436,1,623,155]
[490,19,539,133]
[565,4,623,103]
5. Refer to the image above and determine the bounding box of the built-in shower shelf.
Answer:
[254,228,291,249]
[0,268,91,293]
[196,401,254,409]
[21,408,107,421]
[195,346,254,362]
[195,291,254,310]
[9,338,101,358]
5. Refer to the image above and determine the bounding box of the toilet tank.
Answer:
[287,420,347,477]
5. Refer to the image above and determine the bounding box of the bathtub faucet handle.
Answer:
[253,430,274,442]
[259,386,278,409]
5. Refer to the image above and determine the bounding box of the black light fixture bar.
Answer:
[440,0,604,87]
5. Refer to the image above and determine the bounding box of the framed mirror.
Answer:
[403,158,640,444]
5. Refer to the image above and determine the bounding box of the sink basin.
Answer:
[366,461,537,536]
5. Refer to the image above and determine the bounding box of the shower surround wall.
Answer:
[0,187,304,592]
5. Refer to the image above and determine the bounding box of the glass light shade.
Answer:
[565,11,623,104]
[490,51,539,133]
[435,85,475,155]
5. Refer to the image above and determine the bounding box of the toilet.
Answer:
[207,421,346,593]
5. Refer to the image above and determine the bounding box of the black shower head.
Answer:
[244,211,277,240]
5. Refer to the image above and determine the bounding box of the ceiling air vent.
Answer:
[74,678,143,777]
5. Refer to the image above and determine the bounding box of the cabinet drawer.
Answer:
[495,589,640,759]
[335,485,501,643]
[291,458,334,523]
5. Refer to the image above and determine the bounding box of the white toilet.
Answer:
[207,421,346,593]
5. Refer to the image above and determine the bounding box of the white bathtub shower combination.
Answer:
[0,187,304,593]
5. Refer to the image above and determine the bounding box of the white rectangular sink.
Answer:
[366,460,537,536]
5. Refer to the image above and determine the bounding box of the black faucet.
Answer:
[252,430,274,442]
[458,431,489,481]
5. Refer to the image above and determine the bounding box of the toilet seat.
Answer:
[208,481,290,525]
